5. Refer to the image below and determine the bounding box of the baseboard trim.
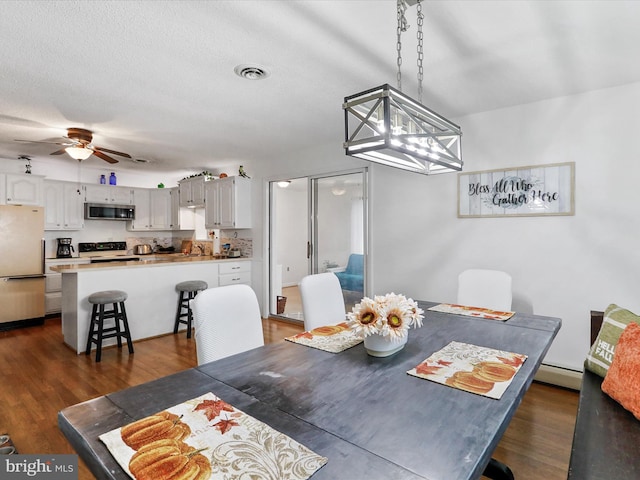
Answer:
[534,364,582,391]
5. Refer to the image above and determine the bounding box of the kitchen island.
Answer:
[51,256,252,354]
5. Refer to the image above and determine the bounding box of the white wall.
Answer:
[252,81,640,371]
[368,81,640,371]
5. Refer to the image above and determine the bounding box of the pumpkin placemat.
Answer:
[285,322,363,353]
[100,392,328,480]
[428,303,515,321]
[407,341,527,399]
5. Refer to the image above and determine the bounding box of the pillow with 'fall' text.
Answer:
[601,322,640,420]
[584,304,639,378]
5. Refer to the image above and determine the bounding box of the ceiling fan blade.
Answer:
[92,149,119,164]
[15,139,72,146]
[50,149,67,155]
[93,146,131,158]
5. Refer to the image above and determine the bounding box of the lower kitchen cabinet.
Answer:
[218,260,251,286]
[45,258,90,314]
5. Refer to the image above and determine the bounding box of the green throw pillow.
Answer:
[585,304,640,377]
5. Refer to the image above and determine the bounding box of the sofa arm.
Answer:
[326,267,346,273]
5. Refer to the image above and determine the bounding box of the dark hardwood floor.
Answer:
[0,316,578,479]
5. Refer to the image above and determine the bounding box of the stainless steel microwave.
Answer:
[84,203,135,220]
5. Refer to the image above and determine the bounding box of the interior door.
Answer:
[269,170,367,322]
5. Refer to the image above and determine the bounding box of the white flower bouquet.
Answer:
[347,293,424,341]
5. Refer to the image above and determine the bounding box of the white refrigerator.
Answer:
[0,205,45,325]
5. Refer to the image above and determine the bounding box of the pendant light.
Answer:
[343,0,462,174]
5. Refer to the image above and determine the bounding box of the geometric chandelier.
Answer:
[343,0,462,174]
[343,83,462,174]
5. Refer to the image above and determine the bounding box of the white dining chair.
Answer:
[192,284,264,365]
[457,269,513,311]
[299,272,347,331]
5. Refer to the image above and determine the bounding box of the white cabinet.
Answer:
[169,187,195,230]
[218,260,252,286]
[5,173,44,206]
[43,180,84,230]
[84,184,133,204]
[149,188,172,229]
[128,188,151,230]
[128,188,172,231]
[205,176,251,229]
[45,258,91,314]
[178,176,206,207]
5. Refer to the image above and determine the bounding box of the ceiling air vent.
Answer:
[234,64,270,80]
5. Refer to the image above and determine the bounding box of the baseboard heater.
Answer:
[534,364,582,391]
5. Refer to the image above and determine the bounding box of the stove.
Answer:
[78,241,129,257]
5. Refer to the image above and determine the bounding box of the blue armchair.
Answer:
[334,254,364,293]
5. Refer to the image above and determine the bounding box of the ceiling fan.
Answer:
[15,127,131,164]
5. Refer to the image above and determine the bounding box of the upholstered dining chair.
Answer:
[457,269,513,311]
[299,272,347,331]
[192,284,264,365]
[457,268,515,480]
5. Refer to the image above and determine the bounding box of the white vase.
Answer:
[363,332,408,357]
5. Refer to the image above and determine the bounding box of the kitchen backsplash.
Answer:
[220,236,253,257]
[45,231,253,258]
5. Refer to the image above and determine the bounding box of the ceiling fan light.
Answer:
[65,146,93,161]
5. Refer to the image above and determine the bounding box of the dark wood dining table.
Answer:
[58,300,561,480]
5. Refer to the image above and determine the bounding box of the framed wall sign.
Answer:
[458,162,575,218]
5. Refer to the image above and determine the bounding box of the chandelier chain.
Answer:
[396,0,408,91]
[416,0,424,103]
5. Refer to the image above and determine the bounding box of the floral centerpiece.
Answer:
[347,293,424,356]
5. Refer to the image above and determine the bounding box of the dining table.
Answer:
[58,300,561,480]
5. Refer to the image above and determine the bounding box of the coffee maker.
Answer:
[56,238,74,258]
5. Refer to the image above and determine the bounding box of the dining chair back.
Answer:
[192,284,264,365]
[457,269,513,311]
[299,272,347,331]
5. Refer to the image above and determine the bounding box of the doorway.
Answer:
[269,170,367,322]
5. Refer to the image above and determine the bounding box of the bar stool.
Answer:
[174,281,208,338]
[85,290,134,362]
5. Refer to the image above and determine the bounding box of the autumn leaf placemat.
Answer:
[285,322,363,353]
[407,341,527,399]
[99,392,328,480]
[428,303,515,321]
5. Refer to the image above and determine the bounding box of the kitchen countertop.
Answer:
[50,254,250,272]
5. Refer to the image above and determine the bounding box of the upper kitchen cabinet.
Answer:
[128,188,150,231]
[84,184,133,205]
[204,176,251,229]
[5,173,44,206]
[149,188,172,229]
[178,176,206,208]
[128,188,172,231]
[170,187,195,230]
[43,180,84,230]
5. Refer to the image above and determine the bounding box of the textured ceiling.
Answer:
[1,0,640,175]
